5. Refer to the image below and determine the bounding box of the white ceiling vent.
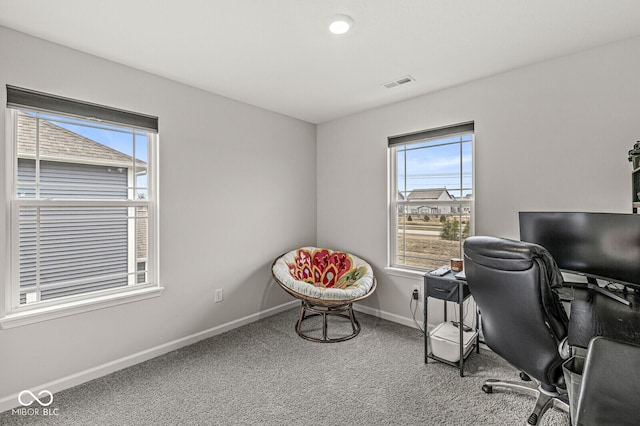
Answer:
[384,75,415,89]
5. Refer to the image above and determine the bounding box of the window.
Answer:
[389,122,474,271]
[4,86,159,320]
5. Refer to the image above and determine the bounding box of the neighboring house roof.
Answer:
[17,112,146,168]
[406,188,454,201]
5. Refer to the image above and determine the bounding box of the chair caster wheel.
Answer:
[482,384,493,394]
[520,372,531,381]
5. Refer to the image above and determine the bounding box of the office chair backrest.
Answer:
[464,236,569,388]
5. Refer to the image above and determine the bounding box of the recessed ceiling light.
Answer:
[329,14,354,35]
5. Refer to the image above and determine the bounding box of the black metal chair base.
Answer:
[481,378,569,425]
[295,301,361,343]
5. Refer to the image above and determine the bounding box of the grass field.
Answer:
[396,215,468,270]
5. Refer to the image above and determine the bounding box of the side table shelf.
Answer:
[424,271,479,377]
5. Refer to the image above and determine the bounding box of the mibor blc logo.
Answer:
[12,390,59,417]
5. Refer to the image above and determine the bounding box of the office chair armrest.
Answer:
[558,337,571,359]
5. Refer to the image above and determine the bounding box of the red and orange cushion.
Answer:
[273,247,374,301]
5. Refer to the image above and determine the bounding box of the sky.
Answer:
[396,134,473,197]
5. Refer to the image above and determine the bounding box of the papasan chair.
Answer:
[271,247,376,343]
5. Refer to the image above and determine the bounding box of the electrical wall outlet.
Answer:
[412,285,420,300]
[215,288,223,303]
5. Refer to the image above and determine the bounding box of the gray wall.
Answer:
[317,36,640,326]
[2,24,639,407]
[0,27,316,401]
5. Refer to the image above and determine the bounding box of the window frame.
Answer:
[2,94,162,328]
[388,125,475,272]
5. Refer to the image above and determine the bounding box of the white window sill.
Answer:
[0,286,164,329]
[384,266,427,280]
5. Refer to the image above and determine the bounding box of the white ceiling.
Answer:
[1,1,640,124]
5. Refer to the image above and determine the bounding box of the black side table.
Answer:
[424,271,479,376]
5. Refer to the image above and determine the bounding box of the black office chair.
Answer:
[463,236,570,425]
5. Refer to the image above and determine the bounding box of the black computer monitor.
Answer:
[519,212,640,288]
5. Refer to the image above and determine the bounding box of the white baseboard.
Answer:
[0,300,298,414]
[354,303,425,330]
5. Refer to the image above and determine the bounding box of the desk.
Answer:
[567,286,640,348]
[424,271,479,376]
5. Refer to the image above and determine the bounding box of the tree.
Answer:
[441,217,461,241]
[462,221,470,239]
[440,215,447,223]
[423,215,430,222]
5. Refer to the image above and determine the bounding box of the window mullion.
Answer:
[459,136,463,198]
[35,114,40,199]
[35,207,41,303]
[459,136,464,256]
[402,148,407,265]
[14,199,150,208]
[132,132,138,285]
